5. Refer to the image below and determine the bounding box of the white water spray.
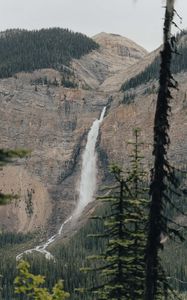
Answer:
[74,106,106,217]
[16,107,106,261]
[16,216,73,261]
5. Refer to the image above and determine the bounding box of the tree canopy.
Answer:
[0,28,99,78]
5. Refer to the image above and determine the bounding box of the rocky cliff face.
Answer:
[0,71,108,233]
[100,73,187,172]
[0,32,186,235]
[72,32,147,91]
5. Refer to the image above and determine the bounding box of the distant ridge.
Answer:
[121,30,187,92]
[93,32,147,59]
[72,32,147,91]
[0,28,99,78]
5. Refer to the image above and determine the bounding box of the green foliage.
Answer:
[142,84,158,95]
[0,211,107,299]
[0,232,33,247]
[30,71,78,89]
[0,149,29,204]
[122,91,136,104]
[0,168,186,300]
[14,260,70,300]
[80,129,148,299]
[62,79,78,89]
[121,55,160,92]
[0,149,29,167]
[121,30,187,93]
[0,28,99,78]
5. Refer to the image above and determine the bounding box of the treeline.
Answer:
[31,67,78,89]
[0,28,99,78]
[121,30,187,92]
[0,232,33,247]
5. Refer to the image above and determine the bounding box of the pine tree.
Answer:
[125,129,148,299]
[145,1,183,299]
[80,129,148,300]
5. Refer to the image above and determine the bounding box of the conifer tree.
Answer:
[125,129,148,299]
[14,260,70,300]
[80,129,148,300]
[145,1,183,299]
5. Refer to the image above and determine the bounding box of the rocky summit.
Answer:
[0,31,186,235]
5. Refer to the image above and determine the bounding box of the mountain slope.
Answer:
[72,32,148,90]
[121,30,187,92]
[100,72,187,172]
[0,30,186,237]
[0,28,99,78]
[99,33,187,169]
[0,69,109,233]
[0,29,186,300]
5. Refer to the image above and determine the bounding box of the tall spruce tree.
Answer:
[80,129,148,300]
[125,129,148,299]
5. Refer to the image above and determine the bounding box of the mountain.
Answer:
[72,32,147,90]
[0,28,186,299]
[0,29,186,237]
[121,30,187,92]
[0,31,148,234]
[0,28,99,78]
[99,32,187,175]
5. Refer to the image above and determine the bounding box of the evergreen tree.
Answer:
[0,28,99,78]
[121,31,187,94]
[145,1,183,299]
[14,260,70,300]
[80,129,148,300]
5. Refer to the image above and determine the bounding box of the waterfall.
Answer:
[16,106,106,261]
[74,106,106,217]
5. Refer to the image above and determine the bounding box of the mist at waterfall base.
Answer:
[16,106,106,261]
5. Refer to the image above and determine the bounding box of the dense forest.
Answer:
[121,30,187,93]
[0,173,186,299]
[0,157,186,299]
[0,28,99,78]
[0,207,107,299]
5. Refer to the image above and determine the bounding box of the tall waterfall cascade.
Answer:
[16,106,106,261]
[74,106,106,217]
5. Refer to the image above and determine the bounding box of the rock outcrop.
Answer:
[72,32,148,91]
[100,73,187,172]
[0,166,51,232]
[0,70,109,233]
[0,32,186,235]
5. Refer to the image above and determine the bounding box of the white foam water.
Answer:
[73,106,106,218]
[16,107,106,261]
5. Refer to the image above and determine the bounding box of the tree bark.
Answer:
[145,1,175,299]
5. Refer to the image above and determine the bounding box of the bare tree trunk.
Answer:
[145,1,175,299]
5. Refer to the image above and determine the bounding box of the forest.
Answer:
[0,151,186,299]
[121,30,187,93]
[0,28,99,78]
